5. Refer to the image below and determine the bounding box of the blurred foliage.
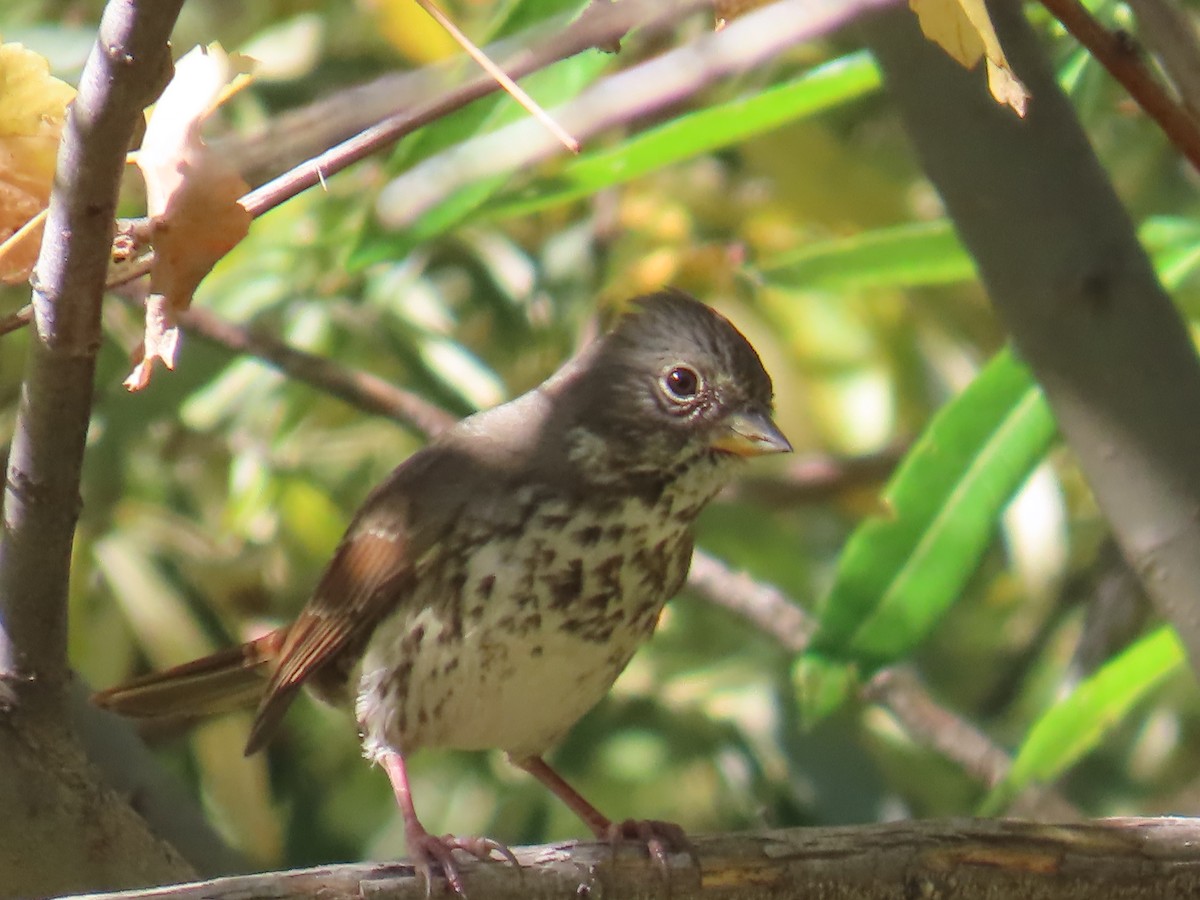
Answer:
[4,0,1200,874]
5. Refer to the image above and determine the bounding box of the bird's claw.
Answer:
[407,830,520,896]
[602,818,693,870]
[440,833,521,869]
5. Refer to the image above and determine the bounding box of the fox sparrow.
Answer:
[95,290,790,892]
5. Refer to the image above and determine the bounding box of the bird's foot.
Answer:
[406,827,520,896]
[601,818,694,869]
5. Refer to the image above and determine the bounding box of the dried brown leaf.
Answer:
[128,43,256,390]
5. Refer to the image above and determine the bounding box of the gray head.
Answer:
[557,290,790,485]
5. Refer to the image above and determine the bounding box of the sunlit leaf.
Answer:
[485,52,883,220]
[908,0,1029,115]
[761,218,973,289]
[0,36,76,282]
[810,349,1057,667]
[353,51,609,267]
[793,653,857,727]
[364,0,459,64]
[980,627,1186,815]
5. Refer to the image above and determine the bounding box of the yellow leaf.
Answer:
[0,37,76,282]
[361,0,460,64]
[0,39,76,138]
[909,0,1029,116]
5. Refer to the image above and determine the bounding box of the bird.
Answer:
[94,289,791,893]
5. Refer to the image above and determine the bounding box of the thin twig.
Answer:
[686,550,1079,817]
[0,208,48,273]
[237,0,712,220]
[414,0,580,153]
[688,549,814,651]
[376,0,901,229]
[85,0,712,299]
[1038,0,1200,173]
[212,9,598,186]
[177,306,457,440]
[1125,0,1200,120]
[0,304,32,337]
[730,446,904,506]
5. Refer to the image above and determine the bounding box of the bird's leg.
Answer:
[511,754,692,868]
[379,750,518,896]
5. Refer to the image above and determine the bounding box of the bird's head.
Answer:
[560,290,791,486]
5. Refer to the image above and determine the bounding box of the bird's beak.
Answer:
[711,409,792,457]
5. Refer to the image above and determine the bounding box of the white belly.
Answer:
[355,491,696,760]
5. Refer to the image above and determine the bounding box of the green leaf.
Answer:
[352,50,881,265]
[810,349,1057,667]
[349,0,594,269]
[484,51,883,219]
[93,534,218,667]
[752,215,1200,296]
[793,653,858,728]
[351,51,610,268]
[980,626,1186,815]
[1140,216,1200,291]
[761,219,975,290]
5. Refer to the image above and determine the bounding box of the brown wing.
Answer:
[244,521,415,754]
[240,390,552,755]
[242,446,475,755]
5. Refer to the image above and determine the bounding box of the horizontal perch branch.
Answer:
[64,817,1200,900]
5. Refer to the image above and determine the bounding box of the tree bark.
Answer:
[860,1,1200,675]
[0,1,195,895]
[58,818,1200,900]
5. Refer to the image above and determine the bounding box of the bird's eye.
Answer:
[662,365,701,402]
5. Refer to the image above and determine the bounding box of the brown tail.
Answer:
[92,628,288,722]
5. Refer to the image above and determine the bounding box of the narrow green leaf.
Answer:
[485,51,882,219]
[1140,216,1200,290]
[793,653,857,728]
[980,626,1186,816]
[810,349,1057,667]
[754,215,1200,295]
[351,52,610,268]
[762,219,975,289]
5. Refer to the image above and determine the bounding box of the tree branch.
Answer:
[1037,0,1200,173]
[375,0,903,230]
[0,304,32,337]
[177,306,457,440]
[69,682,249,878]
[58,818,1200,900]
[688,550,814,651]
[0,3,202,894]
[236,0,716,221]
[862,668,1082,819]
[0,0,181,704]
[1125,0,1200,121]
[688,550,1080,818]
[861,2,1200,676]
